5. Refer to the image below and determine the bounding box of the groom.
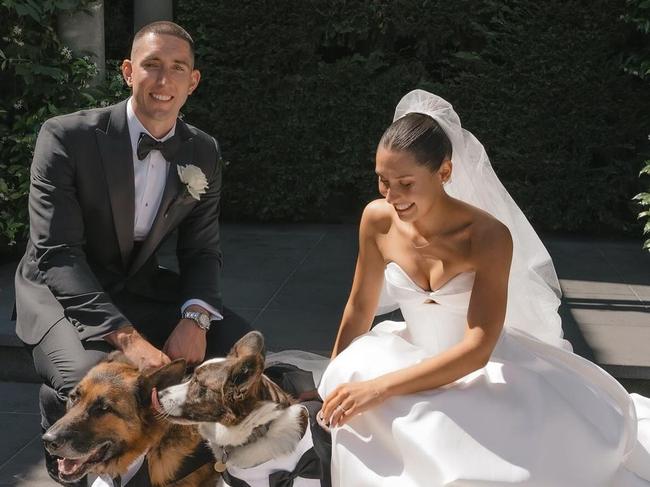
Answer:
[14,21,248,484]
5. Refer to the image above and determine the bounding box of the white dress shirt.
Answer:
[126,99,173,241]
[126,98,222,321]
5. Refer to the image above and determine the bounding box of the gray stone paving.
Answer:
[546,238,650,377]
[0,224,649,486]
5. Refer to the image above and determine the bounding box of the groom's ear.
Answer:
[121,59,133,88]
[188,68,201,96]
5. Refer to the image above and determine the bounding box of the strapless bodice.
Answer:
[385,262,475,309]
[384,262,475,354]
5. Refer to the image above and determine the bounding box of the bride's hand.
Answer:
[321,379,387,428]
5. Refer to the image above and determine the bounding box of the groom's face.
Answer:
[122,33,201,136]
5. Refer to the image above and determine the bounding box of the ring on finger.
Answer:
[336,404,347,414]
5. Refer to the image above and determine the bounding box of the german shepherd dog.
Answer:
[155,331,323,487]
[42,352,218,486]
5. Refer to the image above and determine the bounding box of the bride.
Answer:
[315,90,650,486]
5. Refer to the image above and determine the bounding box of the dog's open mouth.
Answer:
[57,442,112,482]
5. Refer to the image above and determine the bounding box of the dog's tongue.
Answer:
[57,457,83,476]
[151,387,162,411]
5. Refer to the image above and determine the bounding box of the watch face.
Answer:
[184,311,210,329]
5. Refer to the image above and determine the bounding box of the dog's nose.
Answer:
[42,430,61,452]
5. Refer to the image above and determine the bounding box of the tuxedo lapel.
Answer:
[128,120,195,276]
[95,101,134,269]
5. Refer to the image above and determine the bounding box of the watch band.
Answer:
[183,310,211,331]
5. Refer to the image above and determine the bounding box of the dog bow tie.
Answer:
[268,448,322,487]
[222,447,321,487]
[136,132,180,161]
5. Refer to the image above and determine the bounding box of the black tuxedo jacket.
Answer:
[15,100,224,345]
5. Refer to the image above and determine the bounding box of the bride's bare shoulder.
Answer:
[360,199,393,236]
[468,208,513,262]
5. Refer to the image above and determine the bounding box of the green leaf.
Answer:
[24,0,41,9]
[80,92,95,104]
[633,193,650,204]
[31,64,65,79]
[453,51,481,61]
[14,2,41,22]
[54,0,83,10]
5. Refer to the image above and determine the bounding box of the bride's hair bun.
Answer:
[379,113,452,172]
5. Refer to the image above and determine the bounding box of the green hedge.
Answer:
[0,0,126,257]
[177,0,650,233]
[2,0,649,256]
[623,0,650,250]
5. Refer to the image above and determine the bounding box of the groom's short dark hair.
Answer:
[132,21,195,62]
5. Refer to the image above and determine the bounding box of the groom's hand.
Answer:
[163,314,207,365]
[105,326,170,371]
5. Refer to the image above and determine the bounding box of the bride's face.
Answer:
[376,147,449,222]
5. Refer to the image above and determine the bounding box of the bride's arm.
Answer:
[379,221,512,392]
[323,219,512,427]
[331,201,388,358]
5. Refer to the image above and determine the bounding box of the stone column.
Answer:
[134,0,174,32]
[57,1,105,83]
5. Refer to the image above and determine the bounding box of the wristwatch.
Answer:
[182,310,211,331]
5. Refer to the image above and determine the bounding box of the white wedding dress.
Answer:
[317,262,650,487]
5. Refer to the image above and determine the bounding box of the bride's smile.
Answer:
[375,147,451,225]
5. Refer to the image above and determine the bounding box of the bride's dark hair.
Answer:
[379,113,452,172]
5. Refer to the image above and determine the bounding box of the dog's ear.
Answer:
[229,355,263,387]
[149,359,187,390]
[228,331,265,359]
[137,359,187,406]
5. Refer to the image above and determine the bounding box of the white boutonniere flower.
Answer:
[177,164,208,200]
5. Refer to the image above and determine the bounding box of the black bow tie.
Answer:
[221,447,322,487]
[136,132,181,161]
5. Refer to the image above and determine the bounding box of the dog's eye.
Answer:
[90,400,111,416]
[67,391,79,409]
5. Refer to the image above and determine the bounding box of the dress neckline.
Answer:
[386,262,475,294]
